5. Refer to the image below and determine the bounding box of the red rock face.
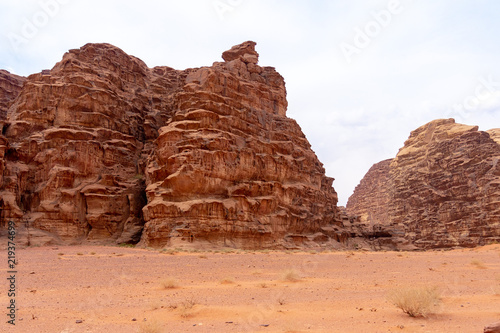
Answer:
[1,42,342,248]
[0,70,25,120]
[346,159,392,227]
[142,42,340,249]
[1,43,189,243]
[347,119,500,249]
[0,70,26,217]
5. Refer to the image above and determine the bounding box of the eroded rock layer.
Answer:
[1,41,342,248]
[142,41,341,249]
[347,119,500,249]
[1,43,189,244]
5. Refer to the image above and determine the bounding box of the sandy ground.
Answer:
[0,244,499,333]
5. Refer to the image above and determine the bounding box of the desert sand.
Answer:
[1,244,499,333]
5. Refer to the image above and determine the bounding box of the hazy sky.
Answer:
[1,0,499,205]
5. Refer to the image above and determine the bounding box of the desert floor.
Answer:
[1,244,499,333]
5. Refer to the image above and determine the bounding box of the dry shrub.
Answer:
[161,278,179,289]
[470,260,487,269]
[220,277,235,284]
[179,299,197,318]
[139,320,163,333]
[280,269,301,282]
[387,286,441,317]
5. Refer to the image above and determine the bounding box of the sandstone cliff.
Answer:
[0,70,26,213]
[0,42,343,248]
[141,41,341,248]
[347,119,500,249]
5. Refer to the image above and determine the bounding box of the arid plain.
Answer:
[1,244,499,333]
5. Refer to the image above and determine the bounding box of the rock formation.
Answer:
[1,43,179,244]
[141,41,341,248]
[347,119,500,249]
[0,70,26,216]
[0,41,343,248]
[0,70,26,120]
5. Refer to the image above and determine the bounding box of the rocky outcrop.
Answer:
[141,41,341,249]
[346,159,392,227]
[1,42,343,248]
[1,43,190,244]
[347,119,500,249]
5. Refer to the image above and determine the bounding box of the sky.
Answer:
[1,0,499,205]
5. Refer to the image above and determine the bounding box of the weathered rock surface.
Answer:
[1,43,190,244]
[0,70,26,190]
[347,119,500,249]
[1,42,343,248]
[345,159,392,228]
[141,41,341,249]
[0,70,25,120]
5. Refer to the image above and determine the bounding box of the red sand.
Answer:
[1,245,499,332]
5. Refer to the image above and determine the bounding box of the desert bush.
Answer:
[162,249,177,255]
[118,243,135,248]
[280,269,301,282]
[179,299,197,318]
[161,278,179,289]
[470,260,487,269]
[387,286,441,317]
